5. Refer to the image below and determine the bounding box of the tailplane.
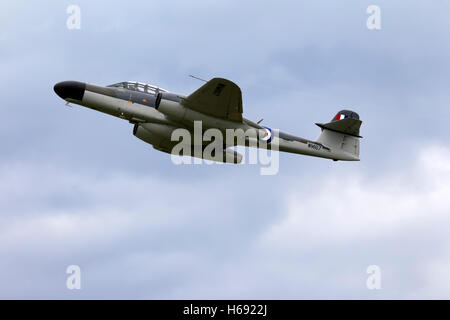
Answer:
[316,110,362,160]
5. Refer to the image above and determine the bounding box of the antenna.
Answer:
[189,75,207,82]
[257,118,264,124]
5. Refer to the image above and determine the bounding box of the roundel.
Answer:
[260,126,272,143]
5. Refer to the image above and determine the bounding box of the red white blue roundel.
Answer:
[335,113,348,121]
[260,126,272,142]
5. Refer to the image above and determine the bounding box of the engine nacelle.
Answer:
[156,98,185,122]
[133,123,179,150]
[133,123,242,163]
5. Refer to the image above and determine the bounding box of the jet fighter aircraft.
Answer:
[53,78,362,163]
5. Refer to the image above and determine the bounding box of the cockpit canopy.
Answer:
[107,81,169,95]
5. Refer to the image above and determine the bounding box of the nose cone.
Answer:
[54,81,86,101]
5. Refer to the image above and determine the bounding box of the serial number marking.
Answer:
[307,142,322,151]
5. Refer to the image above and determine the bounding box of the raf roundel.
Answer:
[260,127,273,143]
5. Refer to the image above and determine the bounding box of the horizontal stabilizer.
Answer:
[316,118,362,138]
[316,110,362,138]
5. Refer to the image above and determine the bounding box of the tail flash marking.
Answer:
[335,113,348,121]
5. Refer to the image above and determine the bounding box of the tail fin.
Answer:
[316,110,362,160]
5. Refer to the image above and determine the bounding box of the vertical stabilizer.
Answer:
[316,110,362,159]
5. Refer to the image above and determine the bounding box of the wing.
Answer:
[182,78,243,122]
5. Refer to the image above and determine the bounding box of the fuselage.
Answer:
[53,80,359,161]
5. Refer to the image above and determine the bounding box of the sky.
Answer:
[1,0,450,299]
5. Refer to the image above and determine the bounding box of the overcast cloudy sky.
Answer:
[1,0,450,299]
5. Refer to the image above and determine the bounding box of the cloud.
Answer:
[1,144,450,298]
[265,145,450,247]
[258,144,450,298]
